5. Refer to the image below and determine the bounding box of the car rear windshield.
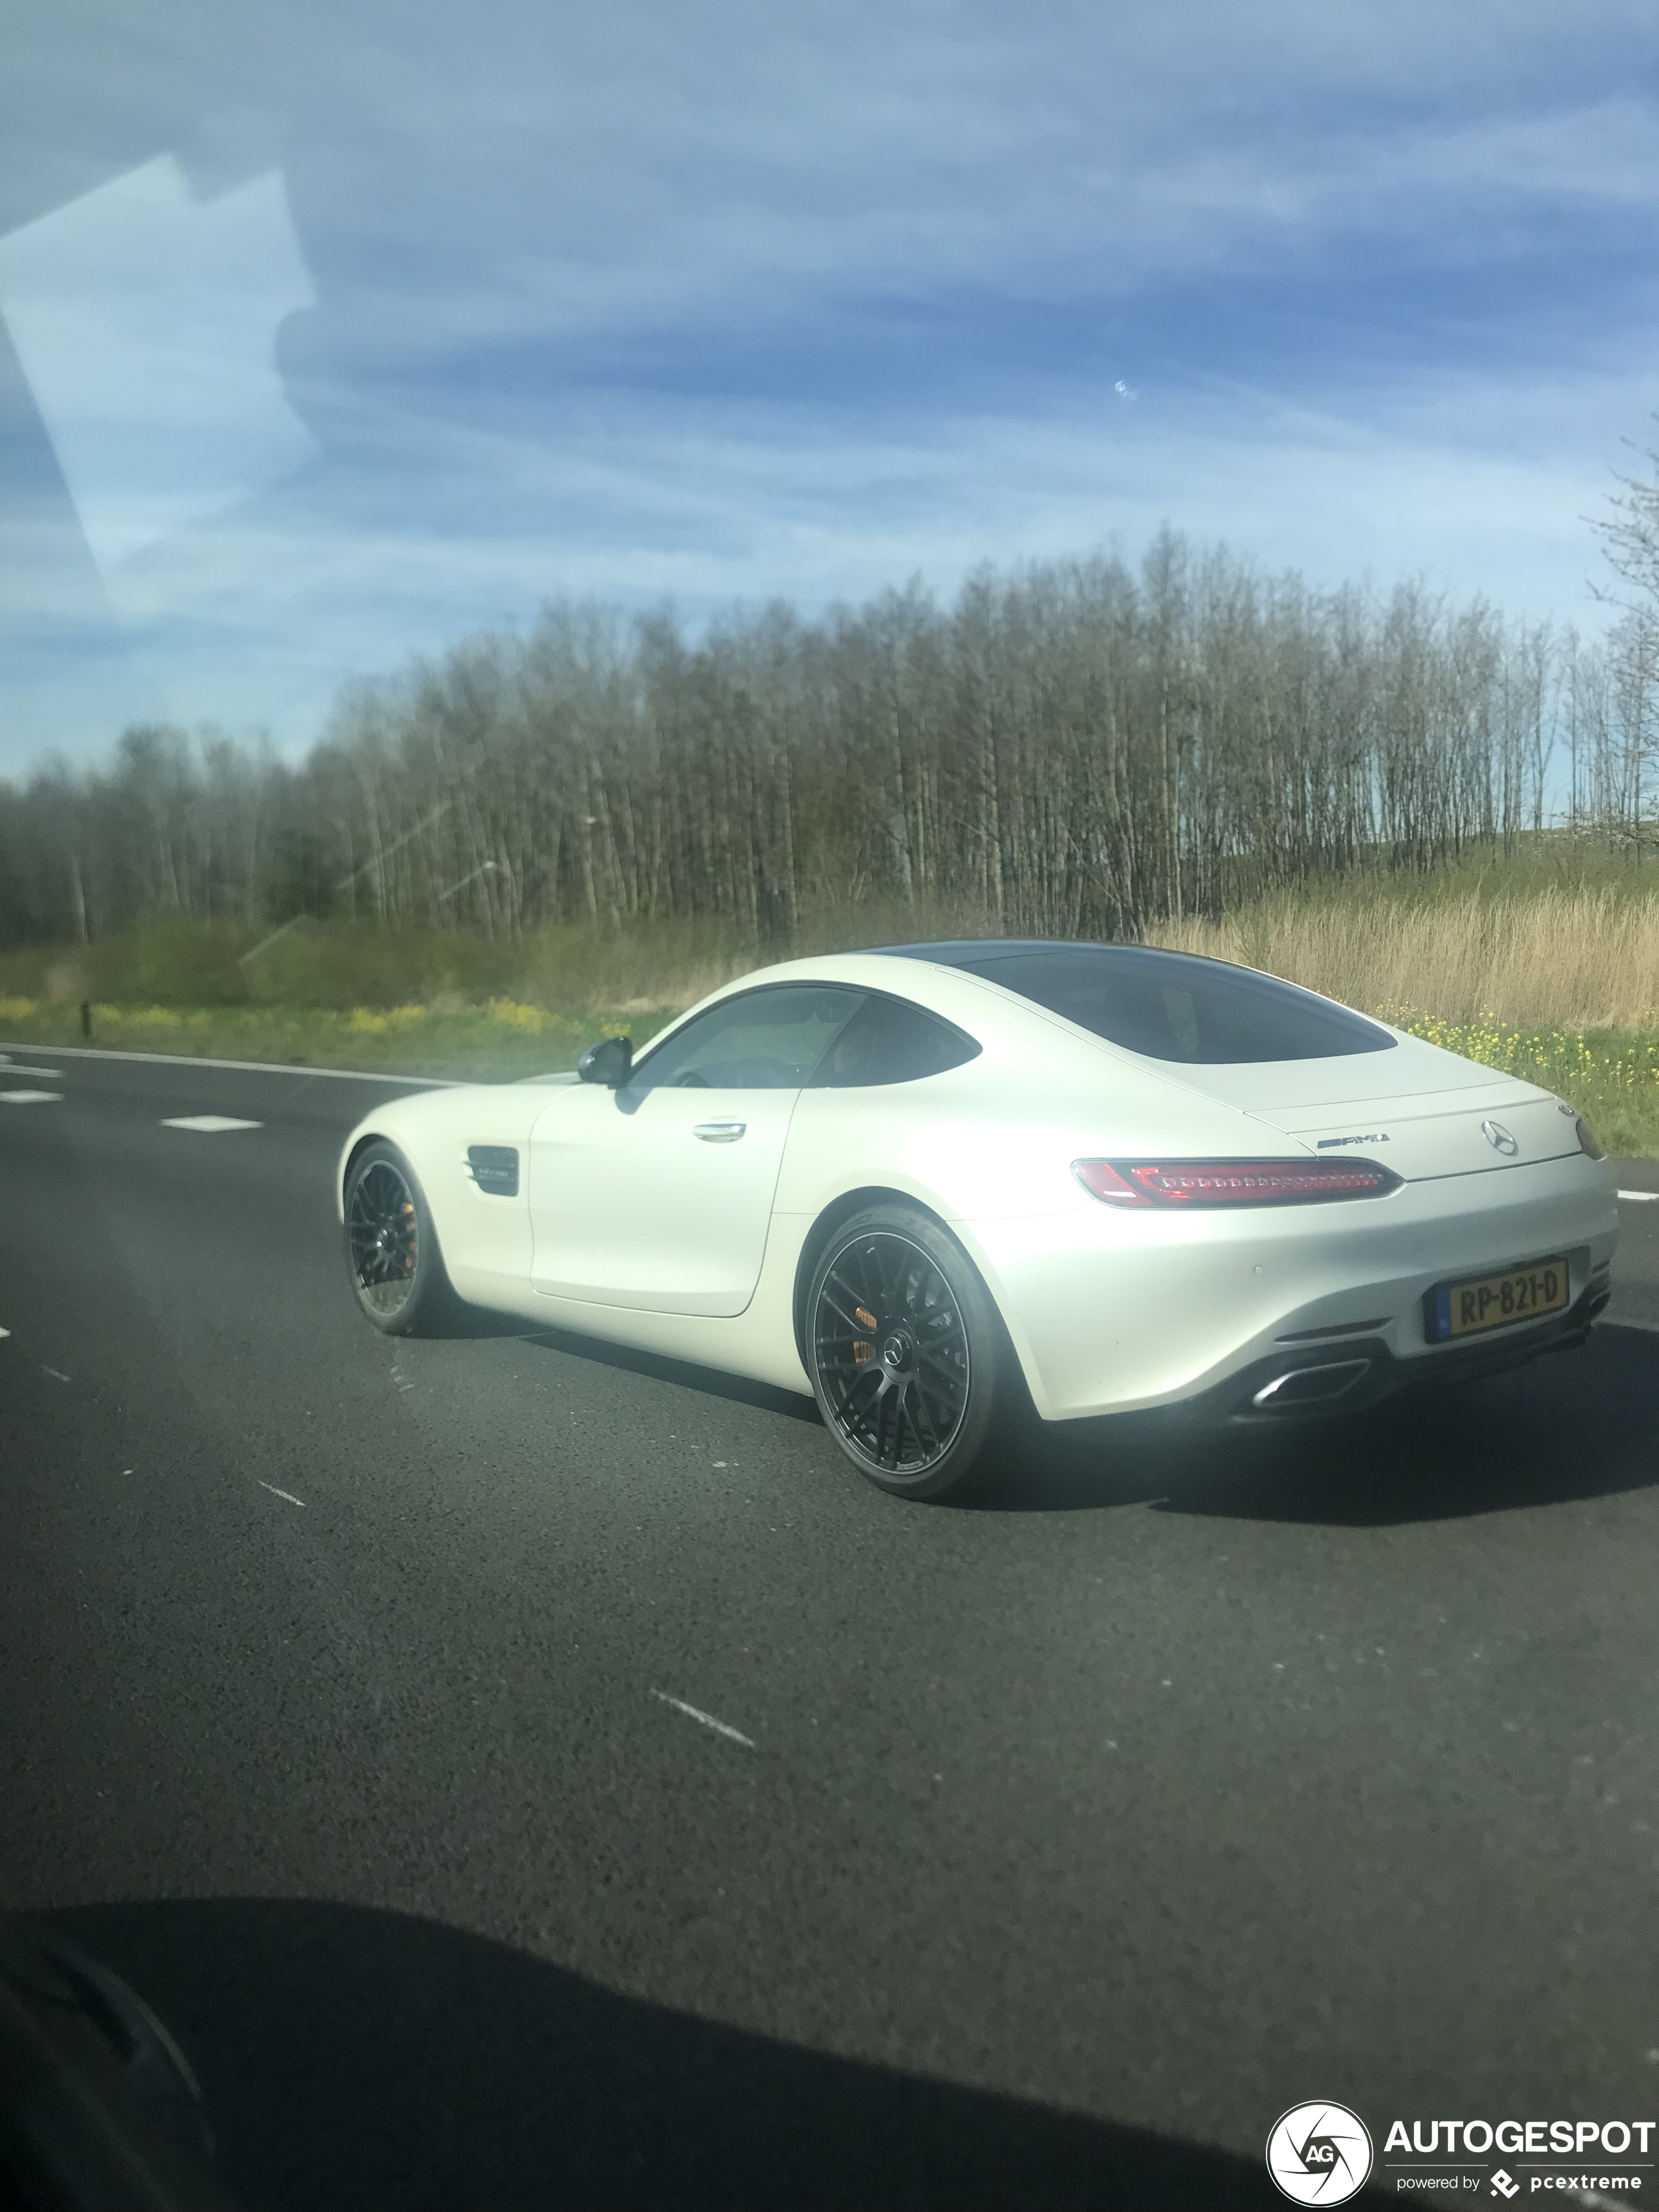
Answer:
[940,945,1396,1063]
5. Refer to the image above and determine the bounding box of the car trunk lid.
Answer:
[1146,1032,1581,1182]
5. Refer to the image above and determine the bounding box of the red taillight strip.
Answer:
[1072,1159,1400,1206]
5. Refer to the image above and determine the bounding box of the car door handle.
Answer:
[693,1120,747,1142]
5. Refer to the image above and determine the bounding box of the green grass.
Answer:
[0,913,752,1015]
[6,839,1659,1140]
[3,835,1655,1013]
[3,991,1655,1153]
[0,997,678,1082]
[1244,831,1659,911]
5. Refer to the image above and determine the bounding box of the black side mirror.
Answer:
[577,1034,633,1087]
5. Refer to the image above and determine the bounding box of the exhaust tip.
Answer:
[1251,1358,1372,1411]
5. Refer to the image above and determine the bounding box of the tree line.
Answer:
[3,525,1656,954]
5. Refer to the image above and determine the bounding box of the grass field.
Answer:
[4,843,1657,1149]
[1148,881,1659,1031]
[0,997,680,1082]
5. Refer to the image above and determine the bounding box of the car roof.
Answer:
[864,939,1102,963]
[861,937,1246,974]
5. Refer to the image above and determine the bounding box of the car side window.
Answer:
[807,992,980,1087]
[629,984,862,1090]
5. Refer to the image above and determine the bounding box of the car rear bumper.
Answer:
[962,1151,1619,1421]
[1130,1272,1613,1434]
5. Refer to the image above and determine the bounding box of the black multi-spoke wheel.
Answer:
[807,1205,1017,1500]
[344,1140,453,1335]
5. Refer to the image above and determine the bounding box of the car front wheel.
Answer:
[805,1204,1021,1501]
[344,1140,455,1336]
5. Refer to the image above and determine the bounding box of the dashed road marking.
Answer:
[1617,1189,1659,1202]
[0,1090,63,1105]
[649,1689,756,1749]
[161,1115,264,1133]
[0,1326,9,1339]
[0,1063,61,1078]
[43,1367,70,1383]
[256,1481,306,1507]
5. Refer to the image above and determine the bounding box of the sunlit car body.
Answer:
[336,942,1619,1498]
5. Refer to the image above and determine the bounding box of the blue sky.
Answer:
[1,0,1656,773]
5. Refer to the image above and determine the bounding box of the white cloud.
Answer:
[5,348,1639,765]
[3,0,1656,767]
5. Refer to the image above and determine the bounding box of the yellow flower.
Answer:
[486,998,552,1033]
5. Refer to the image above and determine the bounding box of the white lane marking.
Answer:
[256,1481,306,1507]
[161,1115,264,1133]
[0,1063,62,1078]
[0,1326,9,1339]
[0,1040,453,1086]
[1617,1189,1659,1202]
[0,1090,63,1104]
[649,1688,756,1749]
[43,1367,70,1383]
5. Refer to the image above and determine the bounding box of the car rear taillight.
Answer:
[1072,1158,1400,1206]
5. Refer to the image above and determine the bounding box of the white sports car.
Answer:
[336,941,1618,1499]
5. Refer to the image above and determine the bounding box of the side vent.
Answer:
[467,1144,519,1197]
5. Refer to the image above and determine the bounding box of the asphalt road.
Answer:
[3,1043,1658,2211]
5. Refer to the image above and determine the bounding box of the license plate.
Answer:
[1426,1257,1570,1342]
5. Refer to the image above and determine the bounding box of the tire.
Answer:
[343,1140,456,1336]
[805,1204,1023,1501]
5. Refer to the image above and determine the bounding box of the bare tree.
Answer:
[0,532,1605,959]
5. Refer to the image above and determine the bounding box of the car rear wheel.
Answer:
[344,1140,455,1336]
[805,1205,1020,1501]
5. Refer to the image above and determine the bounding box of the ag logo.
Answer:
[1266,2102,1374,2204]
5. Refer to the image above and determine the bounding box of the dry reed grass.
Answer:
[1146,886,1659,1031]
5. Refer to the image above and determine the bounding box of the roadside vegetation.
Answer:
[5,855,1659,1150]
[5,489,1659,1140]
[0,995,679,1081]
